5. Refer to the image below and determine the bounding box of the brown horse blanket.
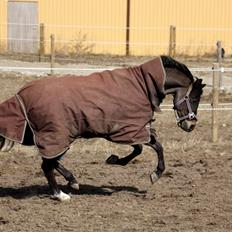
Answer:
[0,57,166,158]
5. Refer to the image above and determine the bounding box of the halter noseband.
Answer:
[174,84,197,123]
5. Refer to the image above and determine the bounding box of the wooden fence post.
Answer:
[126,0,131,56]
[50,34,55,75]
[172,26,176,57]
[216,41,223,88]
[169,25,176,57]
[212,63,220,143]
[39,23,45,62]
[169,25,173,56]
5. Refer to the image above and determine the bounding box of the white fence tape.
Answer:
[161,103,232,111]
[161,108,232,111]
[0,66,109,72]
[0,66,232,72]
[0,37,231,47]
[2,23,232,32]
[0,66,232,111]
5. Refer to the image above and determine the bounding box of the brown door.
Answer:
[8,1,38,53]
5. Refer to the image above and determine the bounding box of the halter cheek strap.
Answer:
[174,84,197,123]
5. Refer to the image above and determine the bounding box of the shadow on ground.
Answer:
[0,184,147,199]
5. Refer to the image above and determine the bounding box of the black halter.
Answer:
[173,84,197,123]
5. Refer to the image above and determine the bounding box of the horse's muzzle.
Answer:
[178,119,197,132]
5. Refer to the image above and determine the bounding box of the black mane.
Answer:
[161,56,194,82]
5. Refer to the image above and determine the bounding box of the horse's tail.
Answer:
[0,136,14,152]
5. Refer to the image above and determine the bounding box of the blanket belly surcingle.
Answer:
[0,57,165,158]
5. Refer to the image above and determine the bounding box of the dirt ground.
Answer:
[0,57,232,232]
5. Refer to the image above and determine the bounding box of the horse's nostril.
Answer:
[189,124,195,131]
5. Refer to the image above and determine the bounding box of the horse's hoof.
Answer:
[1,139,14,152]
[52,190,71,201]
[68,181,79,191]
[106,154,119,164]
[150,172,160,184]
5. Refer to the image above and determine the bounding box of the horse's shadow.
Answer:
[0,184,147,199]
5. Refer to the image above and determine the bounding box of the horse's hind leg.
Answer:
[106,144,143,166]
[54,161,79,190]
[41,158,70,201]
[0,136,5,149]
[0,136,14,152]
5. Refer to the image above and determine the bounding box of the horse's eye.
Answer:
[191,98,198,103]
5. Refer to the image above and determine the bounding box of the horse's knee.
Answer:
[133,144,143,155]
[41,158,55,174]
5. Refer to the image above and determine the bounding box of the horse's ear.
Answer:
[197,78,202,84]
[194,78,205,88]
[194,78,202,86]
[201,83,206,88]
[198,79,206,88]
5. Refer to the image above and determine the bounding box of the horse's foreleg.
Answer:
[41,158,70,201]
[106,144,143,166]
[146,130,165,184]
[54,161,79,190]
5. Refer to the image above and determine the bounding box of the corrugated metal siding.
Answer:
[0,0,7,51]
[130,0,232,55]
[0,0,232,56]
[39,0,126,54]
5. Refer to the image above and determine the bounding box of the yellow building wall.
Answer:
[130,0,232,55]
[0,0,232,56]
[0,0,7,52]
[39,0,126,55]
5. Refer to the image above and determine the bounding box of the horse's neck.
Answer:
[163,69,191,97]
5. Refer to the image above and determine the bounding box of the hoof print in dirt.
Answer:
[106,154,119,164]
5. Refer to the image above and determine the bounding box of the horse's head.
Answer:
[173,78,205,132]
[161,56,205,132]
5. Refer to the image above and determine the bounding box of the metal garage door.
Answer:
[8,1,38,53]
